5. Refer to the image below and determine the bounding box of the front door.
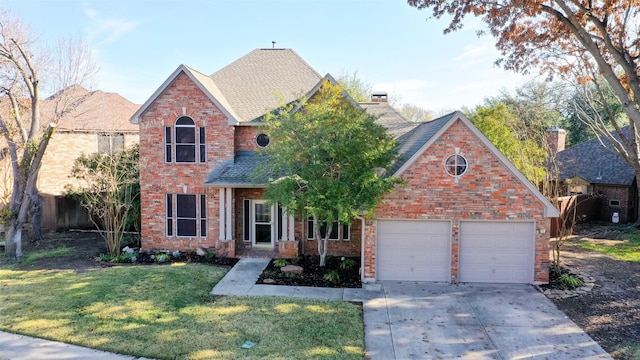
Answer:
[253,200,273,246]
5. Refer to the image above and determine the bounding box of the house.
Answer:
[37,86,139,230]
[130,48,558,284]
[554,127,638,224]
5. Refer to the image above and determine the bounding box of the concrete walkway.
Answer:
[212,258,612,360]
[0,331,152,360]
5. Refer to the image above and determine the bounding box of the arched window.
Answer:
[164,116,206,163]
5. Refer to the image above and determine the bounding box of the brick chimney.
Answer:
[545,127,567,154]
[371,92,388,103]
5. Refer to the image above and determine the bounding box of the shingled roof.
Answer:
[49,86,139,133]
[557,126,635,186]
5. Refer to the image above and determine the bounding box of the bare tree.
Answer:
[0,8,97,259]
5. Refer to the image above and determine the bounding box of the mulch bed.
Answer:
[548,224,640,359]
[256,255,362,288]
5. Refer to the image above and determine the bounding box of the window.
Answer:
[256,133,270,148]
[610,199,621,207]
[164,116,206,163]
[166,194,173,236]
[166,193,206,237]
[307,217,350,241]
[445,154,468,177]
[568,185,588,195]
[97,133,124,154]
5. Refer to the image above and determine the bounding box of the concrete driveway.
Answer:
[364,282,611,359]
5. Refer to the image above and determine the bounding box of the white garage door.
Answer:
[377,220,450,281]
[459,221,534,284]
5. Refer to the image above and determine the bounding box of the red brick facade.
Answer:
[367,119,551,283]
[135,69,554,285]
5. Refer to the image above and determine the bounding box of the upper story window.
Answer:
[165,116,206,163]
[256,133,270,148]
[98,133,124,154]
[445,154,468,177]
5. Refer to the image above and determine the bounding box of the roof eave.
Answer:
[129,64,239,125]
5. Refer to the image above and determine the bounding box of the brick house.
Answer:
[38,86,139,230]
[131,48,558,284]
[554,127,638,224]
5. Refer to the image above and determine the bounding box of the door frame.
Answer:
[250,200,275,247]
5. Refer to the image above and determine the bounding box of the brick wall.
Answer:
[595,184,633,223]
[138,72,233,251]
[235,126,266,152]
[368,119,550,283]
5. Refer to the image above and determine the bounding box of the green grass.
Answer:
[21,247,75,263]
[578,226,640,262]
[0,263,364,359]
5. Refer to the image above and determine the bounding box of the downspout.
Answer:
[357,215,366,283]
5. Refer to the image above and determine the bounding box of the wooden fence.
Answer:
[550,194,601,237]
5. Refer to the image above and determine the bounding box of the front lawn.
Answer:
[576,225,640,262]
[0,262,364,359]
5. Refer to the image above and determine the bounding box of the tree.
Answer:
[260,80,402,266]
[336,71,373,103]
[466,102,547,183]
[397,103,434,122]
[67,145,140,256]
[0,8,97,259]
[408,0,640,224]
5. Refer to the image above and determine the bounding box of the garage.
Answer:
[377,220,451,281]
[458,221,535,284]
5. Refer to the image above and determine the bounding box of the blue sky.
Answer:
[8,0,536,113]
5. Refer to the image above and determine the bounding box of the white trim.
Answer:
[225,188,232,240]
[392,112,560,218]
[280,207,289,241]
[219,188,225,240]
[288,214,295,241]
[251,200,275,247]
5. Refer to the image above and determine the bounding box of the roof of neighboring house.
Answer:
[131,49,322,125]
[44,85,139,133]
[557,126,635,186]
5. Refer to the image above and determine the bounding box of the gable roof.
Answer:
[392,111,559,218]
[131,49,322,125]
[557,126,635,186]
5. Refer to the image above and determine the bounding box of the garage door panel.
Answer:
[377,220,450,282]
[459,221,534,284]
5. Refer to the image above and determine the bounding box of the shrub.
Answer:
[323,270,340,283]
[339,258,357,270]
[273,259,289,268]
[558,273,582,288]
[156,253,170,263]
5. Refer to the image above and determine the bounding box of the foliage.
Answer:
[466,102,547,184]
[339,258,357,270]
[323,270,340,283]
[397,103,434,122]
[0,264,365,359]
[558,273,583,288]
[67,145,140,256]
[408,0,640,225]
[273,259,289,268]
[155,253,170,263]
[260,80,402,266]
[336,71,372,103]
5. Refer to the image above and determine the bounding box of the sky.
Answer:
[7,0,538,114]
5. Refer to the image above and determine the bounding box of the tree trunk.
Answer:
[28,192,43,242]
[4,219,23,260]
[315,219,332,267]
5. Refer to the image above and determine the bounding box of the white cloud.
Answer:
[454,44,489,62]
[84,8,138,46]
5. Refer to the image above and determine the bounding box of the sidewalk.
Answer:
[0,331,152,360]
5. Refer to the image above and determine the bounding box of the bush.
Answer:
[558,273,582,288]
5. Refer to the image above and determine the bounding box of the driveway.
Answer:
[364,282,611,359]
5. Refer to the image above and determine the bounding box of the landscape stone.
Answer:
[281,265,304,275]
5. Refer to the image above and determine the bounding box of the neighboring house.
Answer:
[130,48,558,284]
[37,86,139,230]
[555,127,638,224]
